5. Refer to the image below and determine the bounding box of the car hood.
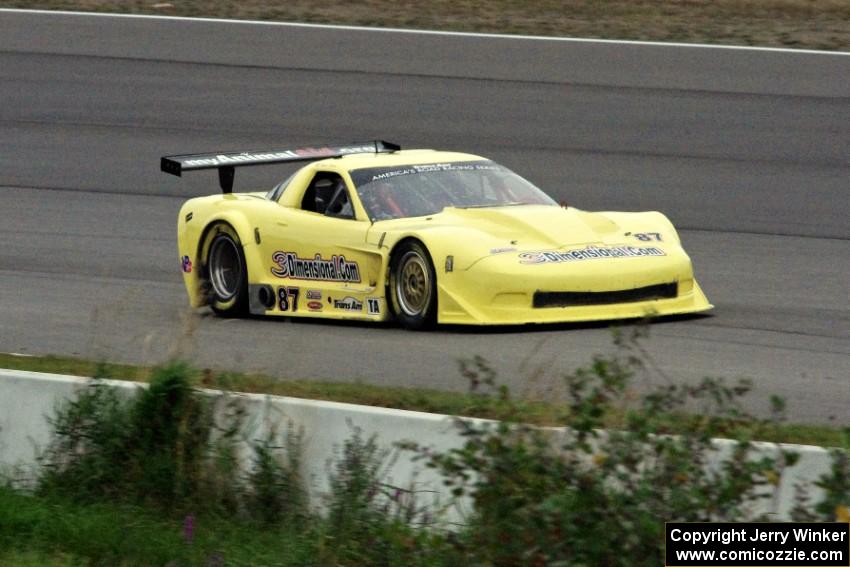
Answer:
[373,204,681,270]
[435,205,623,247]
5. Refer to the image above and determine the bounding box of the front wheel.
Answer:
[202,224,248,317]
[389,241,437,330]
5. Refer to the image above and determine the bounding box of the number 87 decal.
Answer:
[277,286,300,312]
[634,232,662,242]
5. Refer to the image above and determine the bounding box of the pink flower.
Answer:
[183,514,195,544]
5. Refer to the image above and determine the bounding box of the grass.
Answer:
[4,354,846,567]
[1,352,846,448]
[0,549,85,567]
[0,352,559,422]
[3,361,453,566]
[1,0,848,51]
[0,485,319,566]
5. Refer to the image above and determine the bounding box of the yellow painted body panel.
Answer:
[176,150,712,325]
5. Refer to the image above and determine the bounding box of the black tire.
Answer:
[202,224,248,317]
[388,241,437,330]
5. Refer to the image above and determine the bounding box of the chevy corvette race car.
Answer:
[162,141,712,329]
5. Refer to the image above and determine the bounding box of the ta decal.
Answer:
[367,298,381,315]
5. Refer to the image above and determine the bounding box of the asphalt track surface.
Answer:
[1,10,848,424]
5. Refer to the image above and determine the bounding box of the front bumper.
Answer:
[435,252,713,325]
[438,279,712,325]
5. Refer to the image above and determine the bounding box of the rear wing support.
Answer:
[218,166,235,194]
[161,140,401,193]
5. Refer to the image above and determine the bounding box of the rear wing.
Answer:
[161,140,400,193]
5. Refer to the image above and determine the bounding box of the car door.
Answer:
[261,168,383,316]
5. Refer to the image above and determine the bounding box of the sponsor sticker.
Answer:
[307,301,323,311]
[519,244,666,265]
[306,289,322,300]
[368,162,499,182]
[271,251,361,283]
[366,298,381,315]
[182,145,377,168]
[490,246,517,255]
[180,255,192,273]
[333,296,363,311]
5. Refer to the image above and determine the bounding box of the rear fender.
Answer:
[182,211,261,308]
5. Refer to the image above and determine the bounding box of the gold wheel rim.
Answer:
[396,251,431,316]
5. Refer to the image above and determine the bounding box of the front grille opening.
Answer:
[533,282,678,308]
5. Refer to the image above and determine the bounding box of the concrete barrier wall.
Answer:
[0,369,836,520]
[0,369,471,516]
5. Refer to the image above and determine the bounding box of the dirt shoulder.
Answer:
[2,0,849,51]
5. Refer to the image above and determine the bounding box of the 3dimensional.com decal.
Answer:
[271,251,361,283]
[519,245,666,265]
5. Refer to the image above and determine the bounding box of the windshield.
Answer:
[349,160,557,221]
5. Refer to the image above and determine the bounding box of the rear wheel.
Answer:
[389,241,437,330]
[202,224,248,317]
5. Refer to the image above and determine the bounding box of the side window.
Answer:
[301,172,355,220]
[325,187,354,219]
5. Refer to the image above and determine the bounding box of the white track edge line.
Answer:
[2,8,848,56]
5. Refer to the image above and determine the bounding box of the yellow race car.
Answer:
[162,141,712,329]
